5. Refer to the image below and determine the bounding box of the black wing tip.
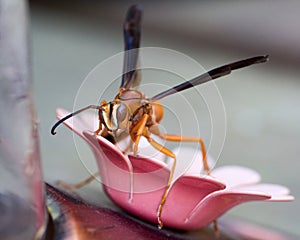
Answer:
[129,4,142,12]
[229,55,269,71]
[127,4,142,19]
[243,55,269,65]
[256,54,269,63]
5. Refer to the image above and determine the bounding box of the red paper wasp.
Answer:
[51,5,268,228]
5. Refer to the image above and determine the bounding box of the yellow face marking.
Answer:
[101,103,115,131]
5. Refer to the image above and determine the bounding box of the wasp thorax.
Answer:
[118,90,146,113]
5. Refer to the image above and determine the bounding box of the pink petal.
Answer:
[82,131,170,224]
[56,108,89,138]
[160,175,225,229]
[84,131,171,192]
[183,190,271,229]
[82,131,230,230]
[82,131,134,193]
[211,165,261,188]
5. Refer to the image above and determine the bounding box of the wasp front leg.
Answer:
[142,129,176,229]
[130,117,177,228]
[130,113,149,155]
[95,100,108,136]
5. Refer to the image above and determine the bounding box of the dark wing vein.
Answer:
[151,55,269,101]
[120,5,142,89]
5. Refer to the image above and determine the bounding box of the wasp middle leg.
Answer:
[149,128,217,231]
[130,113,149,155]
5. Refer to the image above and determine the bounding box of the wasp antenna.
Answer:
[51,105,102,135]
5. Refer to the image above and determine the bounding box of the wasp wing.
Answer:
[151,55,269,100]
[120,5,142,90]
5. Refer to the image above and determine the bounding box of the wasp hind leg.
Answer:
[151,131,219,233]
[152,131,210,175]
[56,172,99,190]
[213,219,220,237]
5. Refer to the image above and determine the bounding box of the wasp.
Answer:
[51,5,268,229]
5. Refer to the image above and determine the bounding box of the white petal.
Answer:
[233,183,294,201]
[115,136,131,152]
[80,111,99,131]
[56,108,87,136]
[267,195,295,201]
[211,165,261,188]
[115,135,166,162]
[164,147,216,181]
[136,136,166,162]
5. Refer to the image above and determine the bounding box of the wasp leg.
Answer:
[149,131,215,230]
[94,121,102,135]
[131,114,177,227]
[95,100,107,135]
[130,113,149,155]
[143,130,176,229]
[213,219,220,237]
[56,172,99,190]
[150,130,209,175]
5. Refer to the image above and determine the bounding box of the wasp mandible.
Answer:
[51,5,268,228]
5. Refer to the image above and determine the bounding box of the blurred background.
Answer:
[29,0,300,237]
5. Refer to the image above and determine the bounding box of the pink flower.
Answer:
[56,108,294,231]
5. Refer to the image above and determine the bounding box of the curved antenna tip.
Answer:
[50,105,102,136]
[51,122,61,135]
